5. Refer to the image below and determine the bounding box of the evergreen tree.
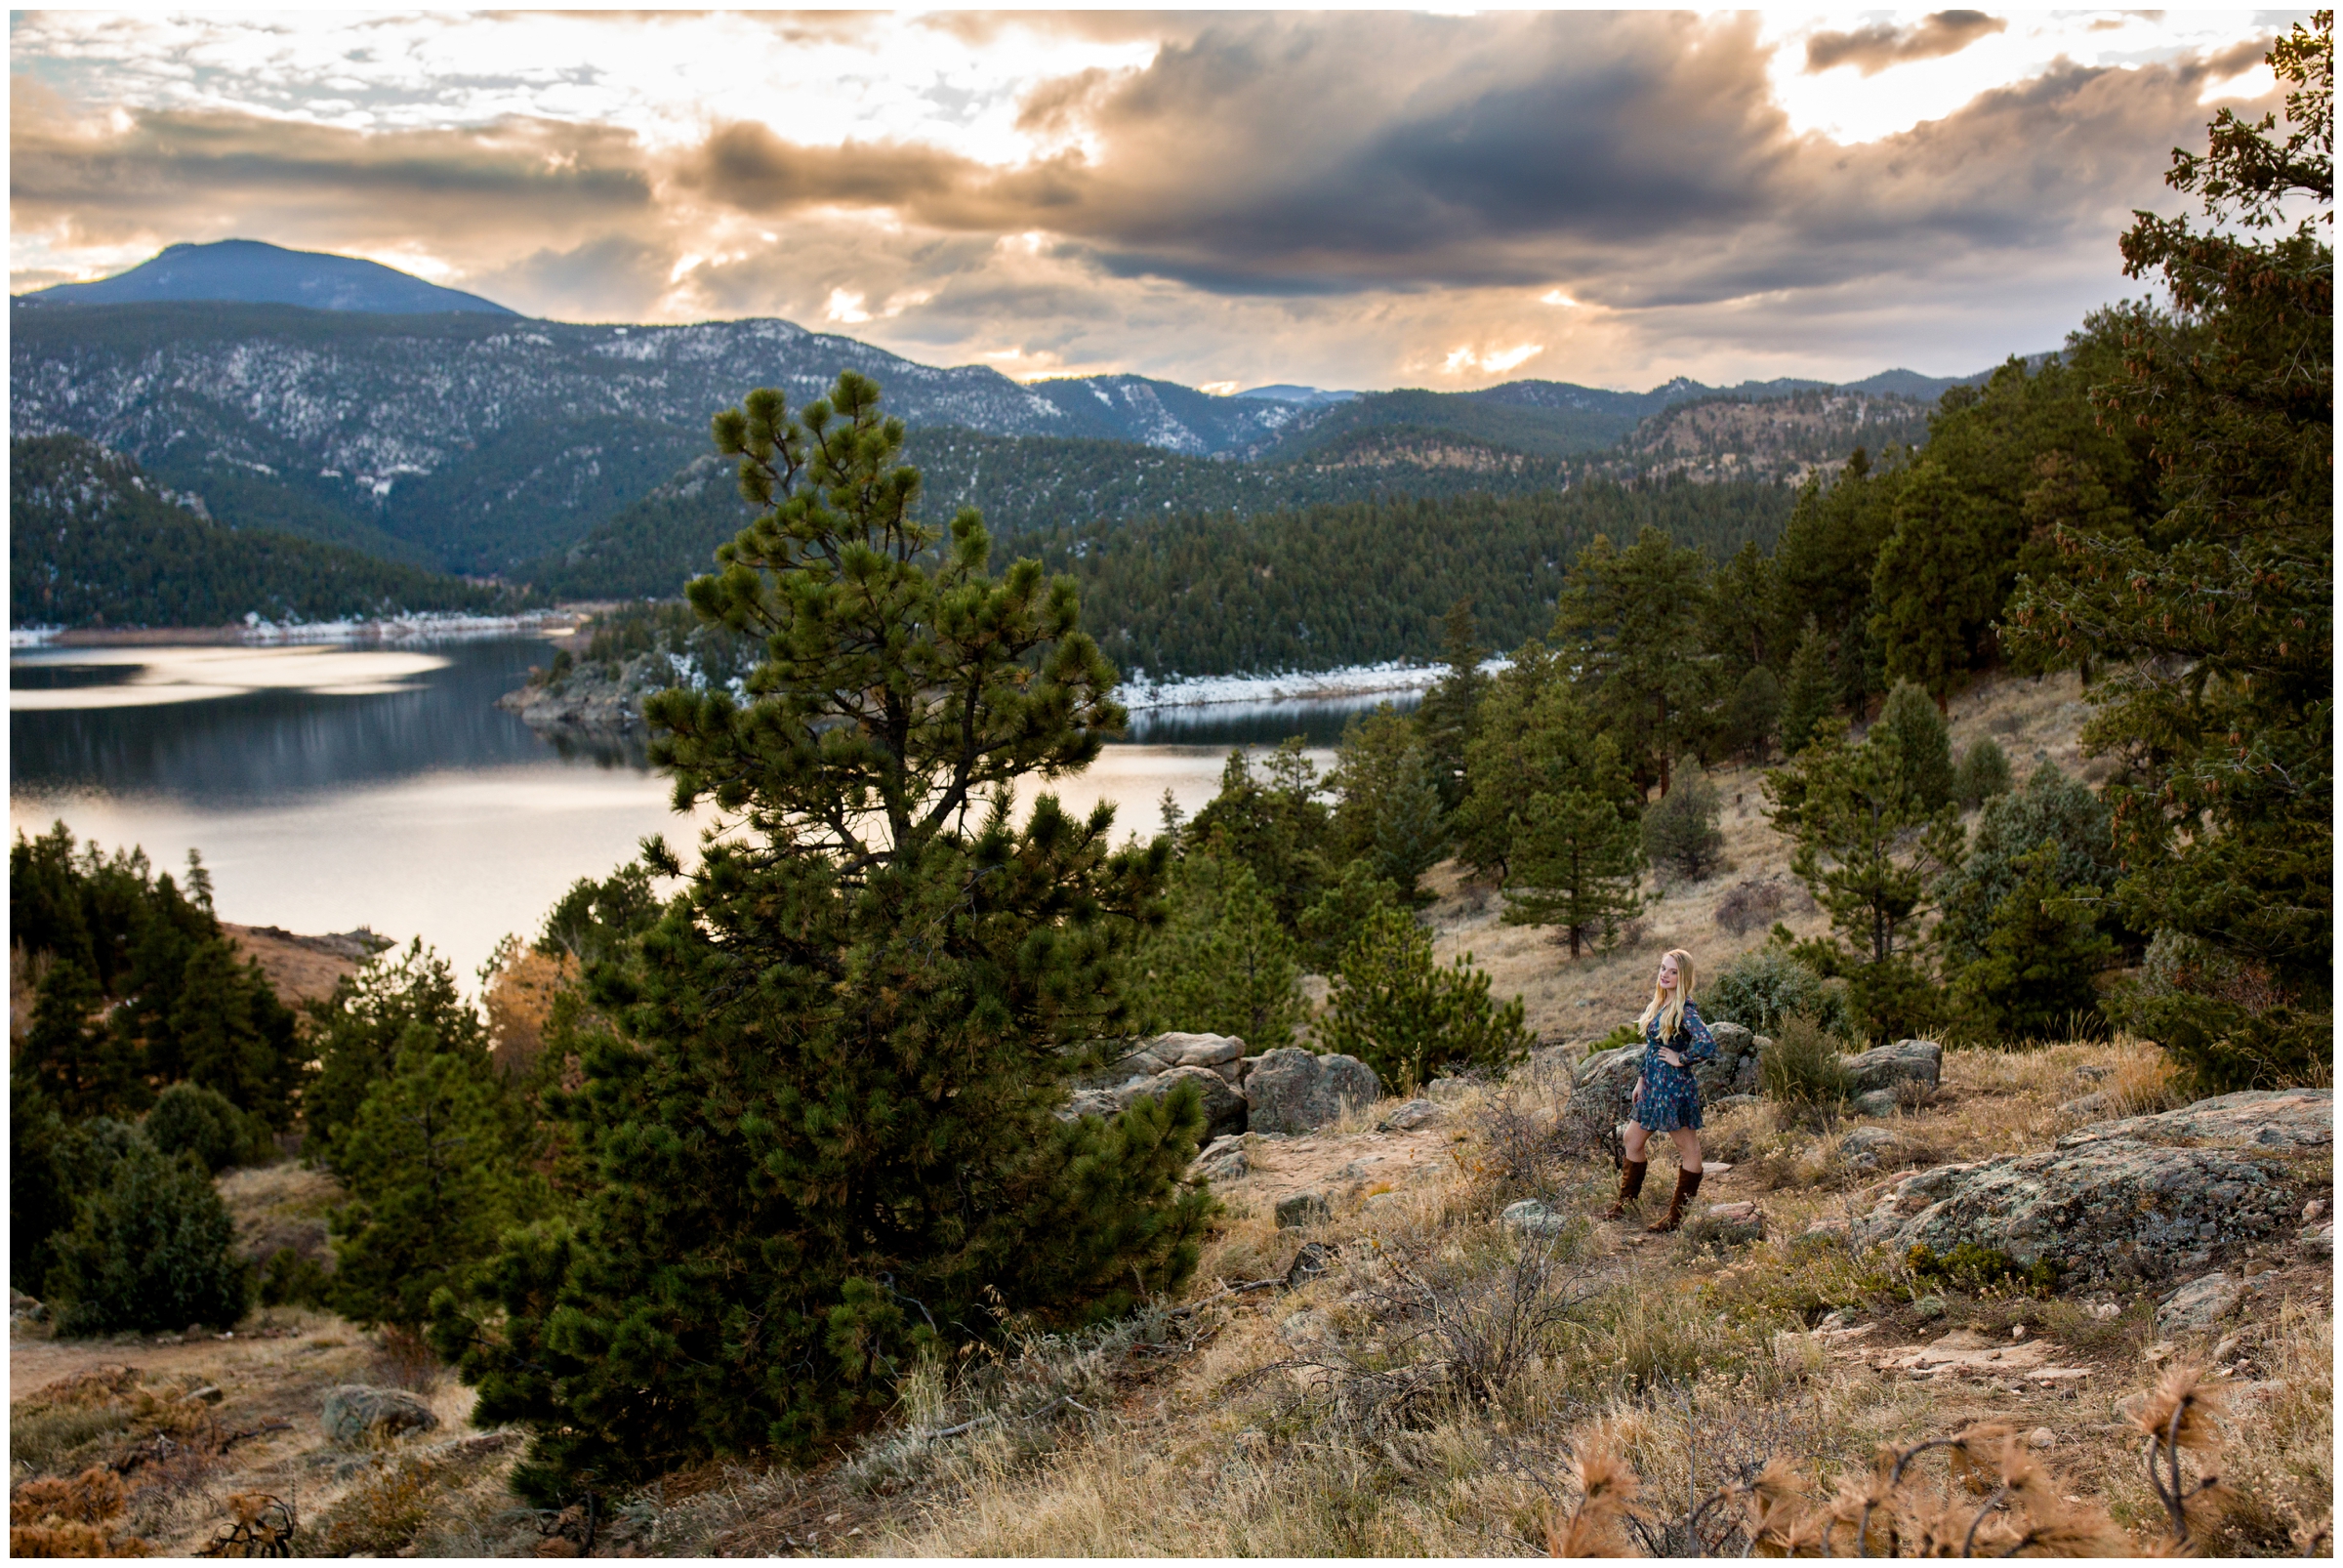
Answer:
[331,1029,548,1330]
[12,1080,79,1297]
[145,1082,264,1175]
[1935,760,2118,973]
[1872,681,1956,812]
[432,372,1211,1501]
[537,863,664,967]
[1182,740,1332,927]
[1948,842,2119,1042]
[1770,449,1906,715]
[23,961,143,1120]
[1415,598,1488,813]
[48,1138,253,1337]
[1719,664,1783,764]
[1778,620,1835,757]
[1952,737,2014,811]
[2008,14,2331,1091]
[1125,849,1305,1048]
[306,940,487,1168]
[1709,538,1784,678]
[1295,856,1405,974]
[1551,526,1720,795]
[1327,705,1449,897]
[1500,789,1648,958]
[1453,643,1636,881]
[1766,723,1965,1040]
[165,938,304,1126]
[1641,762,1726,885]
[1870,464,2003,705]
[1318,906,1533,1092]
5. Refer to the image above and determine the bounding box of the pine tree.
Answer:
[1778,620,1835,757]
[1296,856,1404,974]
[306,940,488,1167]
[1952,737,2014,810]
[330,1029,547,1330]
[1319,906,1533,1092]
[2007,14,2331,1092]
[1872,681,1956,813]
[1641,762,1726,885]
[23,961,143,1120]
[1327,705,1448,897]
[1415,598,1487,813]
[1766,723,1965,1040]
[1183,741,1331,927]
[1126,849,1304,1048]
[165,938,304,1127]
[48,1137,253,1337]
[1551,526,1719,795]
[431,372,1211,1502]
[1453,643,1637,881]
[1500,788,1648,957]
[1936,761,2119,972]
[1870,464,2003,705]
[1719,664,1782,763]
[1949,843,2119,1041]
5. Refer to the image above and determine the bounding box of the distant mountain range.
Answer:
[9,241,2047,599]
[19,239,516,316]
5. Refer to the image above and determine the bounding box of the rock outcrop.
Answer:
[320,1385,439,1447]
[1852,1089,2325,1284]
[1842,1039,1942,1096]
[1246,1048,1379,1135]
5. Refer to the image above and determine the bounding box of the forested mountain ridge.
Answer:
[9,434,511,630]
[11,285,2020,581]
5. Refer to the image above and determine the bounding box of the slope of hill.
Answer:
[18,239,516,315]
[9,435,510,630]
[1588,390,1936,485]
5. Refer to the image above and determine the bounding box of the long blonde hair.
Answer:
[1638,948,1697,1043]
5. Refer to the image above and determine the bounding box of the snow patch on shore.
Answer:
[1119,658,1506,711]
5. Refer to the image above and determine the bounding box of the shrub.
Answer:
[1935,760,2117,972]
[1712,878,1785,936]
[1641,763,1725,885]
[257,1245,331,1309]
[1705,948,1847,1038]
[1905,1241,2057,1296]
[49,1139,253,1336]
[1319,906,1535,1092]
[1952,736,2013,810]
[1755,1011,1851,1111]
[144,1081,264,1174]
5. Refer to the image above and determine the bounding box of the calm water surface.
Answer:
[10,637,1412,980]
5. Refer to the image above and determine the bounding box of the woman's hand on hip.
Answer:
[1658,1048,1685,1069]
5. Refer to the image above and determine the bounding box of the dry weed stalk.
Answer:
[198,1492,298,1558]
[2129,1363,2231,1548]
[10,1466,156,1557]
[1545,1424,1645,1557]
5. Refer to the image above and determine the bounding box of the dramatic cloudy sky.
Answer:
[7,9,2303,392]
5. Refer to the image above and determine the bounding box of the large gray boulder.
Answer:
[1247,1049,1379,1135]
[2057,1088,2330,1152]
[1114,1065,1247,1139]
[1841,1039,1942,1096]
[321,1384,439,1447]
[1853,1139,2298,1284]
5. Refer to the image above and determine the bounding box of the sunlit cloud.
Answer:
[7,9,2303,392]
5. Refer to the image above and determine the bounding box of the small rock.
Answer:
[1840,1127,1900,1169]
[2028,1426,2055,1449]
[2144,1341,2178,1363]
[2011,1324,2027,1340]
[1155,1031,1246,1070]
[2304,1198,2327,1222]
[1378,1097,1441,1133]
[2211,1334,2241,1362]
[1425,1076,1472,1103]
[1500,1199,1571,1239]
[1695,1201,1764,1245]
[186,1384,226,1405]
[1284,1241,1337,1289]
[1195,1149,1248,1183]
[2058,1093,2111,1118]
[2298,1220,2333,1259]
[2085,1301,2122,1322]
[1248,1049,1379,1135]
[2155,1273,2243,1336]
[1853,1089,1900,1118]
[320,1384,440,1447]
[1275,1191,1332,1229]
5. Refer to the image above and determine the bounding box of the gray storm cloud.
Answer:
[5,14,2287,385]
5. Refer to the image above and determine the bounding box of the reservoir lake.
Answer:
[11,635,1417,982]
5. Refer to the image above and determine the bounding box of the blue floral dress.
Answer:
[1632,999,1717,1133]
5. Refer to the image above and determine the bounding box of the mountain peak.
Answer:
[17,239,517,317]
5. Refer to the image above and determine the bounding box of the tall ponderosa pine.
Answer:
[1871,681,1956,813]
[1869,464,2002,705]
[306,940,487,1168]
[432,372,1210,1501]
[1778,620,1836,758]
[1124,846,1305,1049]
[1500,789,1648,958]
[1415,598,1488,813]
[1948,842,2119,1042]
[1180,741,1332,927]
[2008,14,2332,1090]
[1327,705,1449,897]
[1453,642,1638,882]
[22,960,143,1119]
[1551,526,1718,796]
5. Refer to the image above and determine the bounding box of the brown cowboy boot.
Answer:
[1647,1167,1703,1233]
[1598,1159,1648,1220]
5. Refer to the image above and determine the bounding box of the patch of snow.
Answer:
[1120,657,1507,711]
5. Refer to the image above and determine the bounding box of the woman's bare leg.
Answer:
[1669,1126,1703,1174]
[1623,1121,1651,1163]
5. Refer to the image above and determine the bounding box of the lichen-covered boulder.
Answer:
[1116,1064,1247,1139]
[2056,1088,2330,1152]
[320,1384,439,1447]
[1246,1049,1378,1135]
[1841,1039,1942,1096]
[1853,1139,2297,1284]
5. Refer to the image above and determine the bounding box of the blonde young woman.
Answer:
[1598,948,1717,1232]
